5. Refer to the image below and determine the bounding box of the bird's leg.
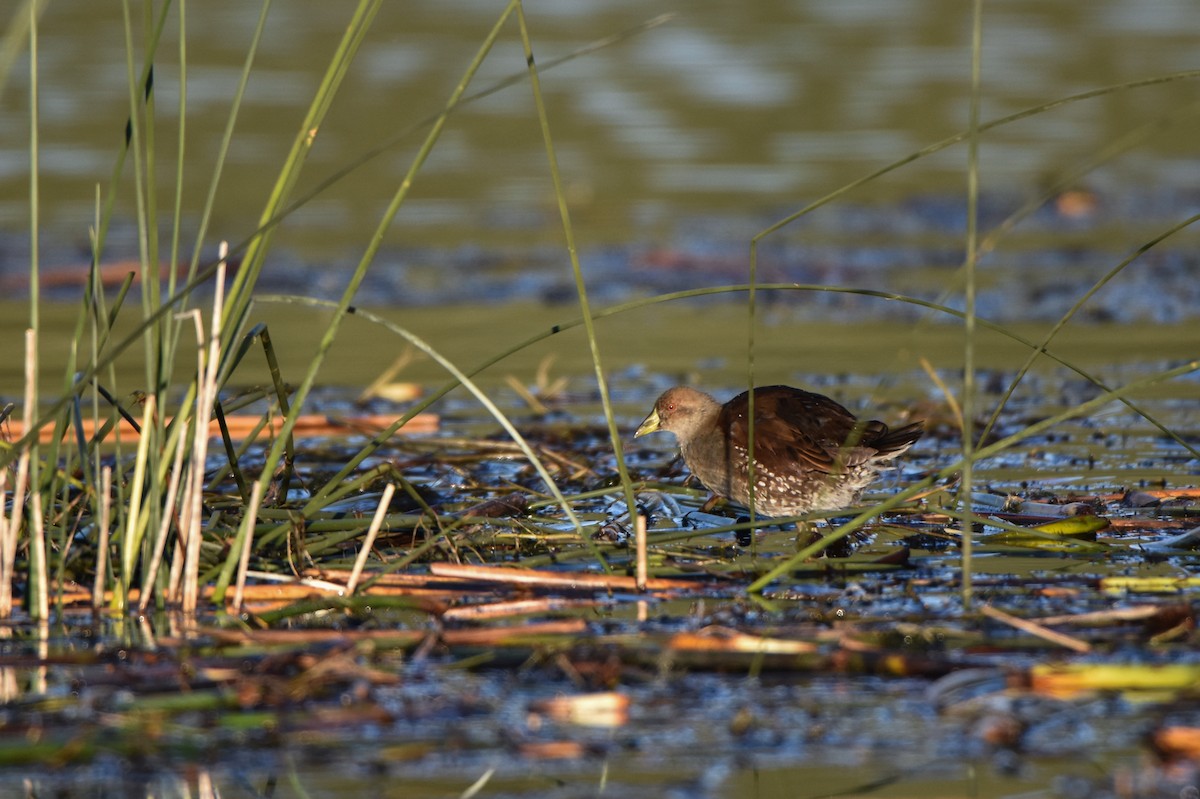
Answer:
[795,522,823,552]
[699,493,724,514]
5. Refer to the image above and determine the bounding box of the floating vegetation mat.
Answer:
[1,368,1198,798]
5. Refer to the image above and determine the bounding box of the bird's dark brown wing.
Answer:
[718,386,867,473]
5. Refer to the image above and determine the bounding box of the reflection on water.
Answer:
[1,0,1198,260]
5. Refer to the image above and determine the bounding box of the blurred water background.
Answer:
[0,0,1197,318]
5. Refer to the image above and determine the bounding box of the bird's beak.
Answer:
[634,408,661,438]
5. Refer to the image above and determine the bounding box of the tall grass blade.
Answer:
[166,0,188,299]
[515,2,637,548]
[26,0,39,332]
[21,3,46,620]
[113,394,156,614]
[93,467,113,612]
[920,100,1200,329]
[0,1,48,100]
[747,358,1200,593]
[182,0,272,286]
[979,211,1200,454]
[250,4,513,513]
[275,298,607,568]
[753,69,1200,241]
[230,481,264,613]
[136,417,190,613]
[220,0,381,351]
[959,0,984,607]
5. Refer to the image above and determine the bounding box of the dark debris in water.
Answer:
[8,189,1200,323]
[4,367,1200,797]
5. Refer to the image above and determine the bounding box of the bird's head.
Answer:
[635,386,718,440]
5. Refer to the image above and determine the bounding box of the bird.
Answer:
[634,385,923,517]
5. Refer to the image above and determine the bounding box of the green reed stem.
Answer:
[184,0,270,287]
[960,0,983,607]
[0,1,47,99]
[10,39,1191,475]
[23,1,46,619]
[166,0,186,299]
[746,357,1200,593]
[219,0,379,360]
[515,2,638,549]
[242,1,497,506]
[291,281,1184,519]
[755,69,1200,240]
[271,298,610,570]
[978,211,1200,454]
[745,238,759,541]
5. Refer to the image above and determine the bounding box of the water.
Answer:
[2,0,1198,261]
[1,361,1198,797]
[0,7,1199,794]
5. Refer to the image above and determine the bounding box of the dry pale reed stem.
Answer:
[177,314,206,613]
[181,259,227,614]
[32,620,48,694]
[137,420,189,613]
[0,469,11,618]
[28,492,46,621]
[1,329,35,618]
[92,466,112,611]
[197,769,216,799]
[635,514,648,593]
[22,330,48,620]
[981,604,1091,654]
[4,446,29,581]
[346,483,396,595]
[918,356,964,433]
[232,481,264,613]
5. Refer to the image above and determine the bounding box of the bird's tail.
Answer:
[872,421,924,458]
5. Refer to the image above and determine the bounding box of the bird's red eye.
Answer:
[666,402,675,411]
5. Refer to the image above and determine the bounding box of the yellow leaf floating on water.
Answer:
[1101,576,1200,595]
[1030,663,1200,698]
[988,515,1108,551]
[1030,515,1110,536]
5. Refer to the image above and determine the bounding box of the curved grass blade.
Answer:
[515,2,639,550]
[264,296,609,569]
[746,357,1200,593]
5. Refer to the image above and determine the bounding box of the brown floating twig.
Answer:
[303,567,501,592]
[1033,605,1168,626]
[668,625,818,655]
[32,577,455,612]
[7,412,439,444]
[439,619,588,646]
[202,627,427,647]
[981,604,1091,653]
[428,562,715,592]
[202,619,587,648]
[442,597,602,622]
